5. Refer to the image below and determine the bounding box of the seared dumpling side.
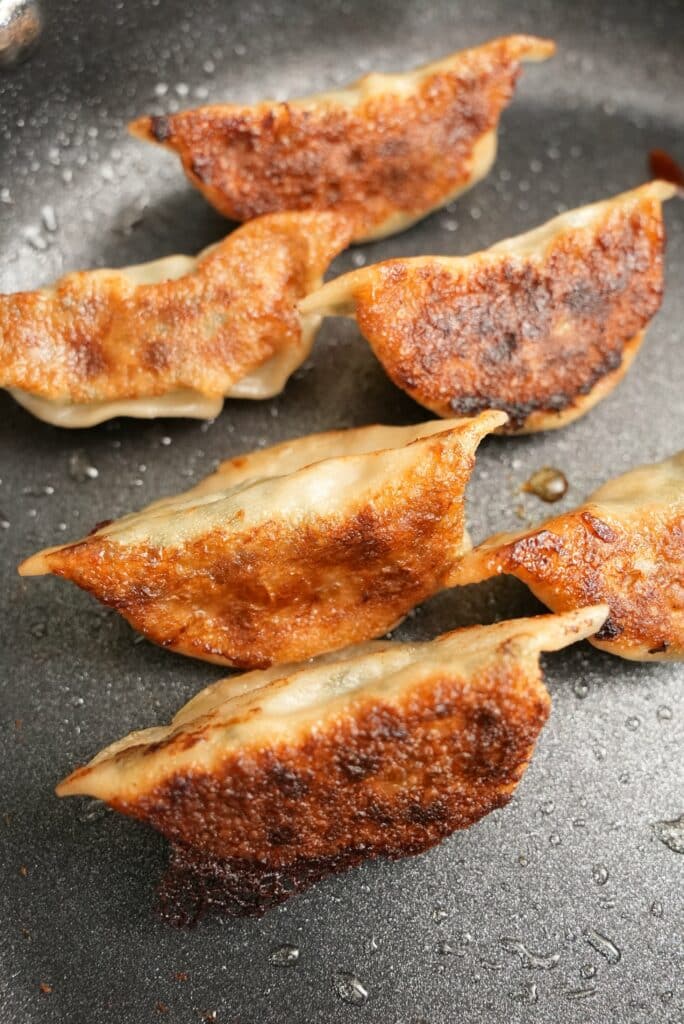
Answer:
[130,36,554,242]
[20,413,505,667]
[451,451,684,660]
[303,182,675,432]
[1,210,353,427]
[57,607,607,916]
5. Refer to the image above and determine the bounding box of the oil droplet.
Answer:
[573,679,590,699]
[41,205,57,232]
[583,928,621,964]
[335,972,368,1006]
[652,815,684,853]
[500,938,560,970]
[269,944,299,966]
[512,982,538,1003]
[625,716,641,731]
[565,987,596,1000]
[23,224,48,250]
[656,705,672,721]
[580,963,596,979]
[523,467,568,502]
[592,864,609,886]
[68,452,99,482]
[597,894,616,910]
[435,933,471,957]
[78,801,109,824]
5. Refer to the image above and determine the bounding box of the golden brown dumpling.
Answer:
[20,413,505,667]
[1,211,353,427]
[129,35,555,242]
[302,182,676,432]
[450,451,684,660]
[57,606,607,917]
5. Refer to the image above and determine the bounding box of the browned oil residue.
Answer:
[649,149,684,189]
[523,467,568,502]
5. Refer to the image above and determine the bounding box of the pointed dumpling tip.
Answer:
[647,179,679,202]
[18,549,56,577]
[510,35,556,61]
[533,604,610,652]
[473,409,509,434]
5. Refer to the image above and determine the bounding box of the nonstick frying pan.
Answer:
[0,1,682,1022]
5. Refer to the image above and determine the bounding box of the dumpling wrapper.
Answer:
[20,412,505,667]
[57,606,607,918]
[1,211,353,427]
[129,35,555,243]
[450,451,684,660]
[302,182,676,432]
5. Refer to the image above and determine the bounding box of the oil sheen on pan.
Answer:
[0,211,353,427]
[302,182,676,432]
[56,607,608,920]
[129,35,555,242]
[19,414,505,667]
[450,450,684,660]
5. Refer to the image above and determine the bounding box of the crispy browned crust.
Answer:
[0,211,352,402]
[31,433,478,667]
[350,193,666,431]
[105,659,550,917]
[452,506,684,659]
[129,36,552,238]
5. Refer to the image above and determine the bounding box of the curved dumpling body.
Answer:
[57,607,607,917]
[450,451,684,660]
[302,182,676,432]
[1,211,352,427]
[20,413,505,667]
[129,36,554,242]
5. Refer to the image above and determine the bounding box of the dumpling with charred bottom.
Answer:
[450,450,684,660]
[0,211,353,427]
[57,607,608,919]
[130,35,555,242]
[302,182,676,432]
[20,413,505,667]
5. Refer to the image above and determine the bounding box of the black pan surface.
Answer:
[0,1,682,1021]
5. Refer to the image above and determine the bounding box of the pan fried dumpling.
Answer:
[302,182,676,432]
[129,35,555,242]
[1,211,353,427]
[450,451,684,660]
[57,606,607,917]
[20,412,505,667]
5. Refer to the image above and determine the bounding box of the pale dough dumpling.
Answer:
[57,606,607,917]
[20,413,505,667]
[129,35,555,242]
[302,182,676,432]
[1,210,353,427]
[450,451,684,660]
